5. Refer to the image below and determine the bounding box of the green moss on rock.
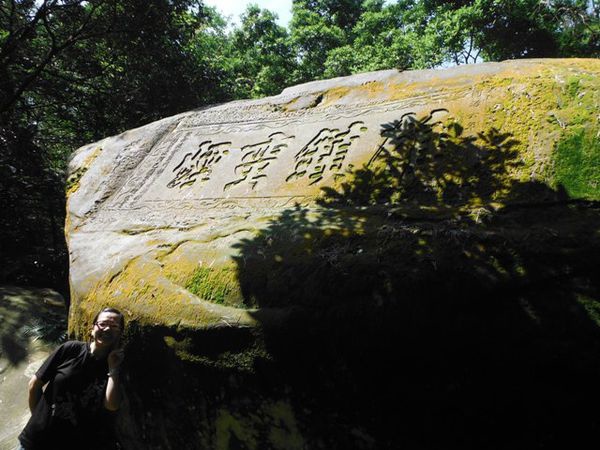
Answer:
[66,146,102,195]
[577,294,600,327]
[65,166,88,195]
[185,266,241,306]
[214,401,304,450]
[554,127,600,199]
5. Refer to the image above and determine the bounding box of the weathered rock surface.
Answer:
[67,59,600,449]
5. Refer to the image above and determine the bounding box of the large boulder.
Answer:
[66,59,600,449]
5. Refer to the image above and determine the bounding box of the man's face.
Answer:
[92,312,122,347]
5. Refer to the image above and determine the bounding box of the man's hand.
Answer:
[28,375,44,413]
[105,348,124,411]
[107,348,124,372]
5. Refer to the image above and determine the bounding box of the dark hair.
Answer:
[93,307,125,330]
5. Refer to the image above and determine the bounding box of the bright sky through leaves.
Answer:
[203,0,293,26]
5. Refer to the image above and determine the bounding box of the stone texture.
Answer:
[66,59,600,449]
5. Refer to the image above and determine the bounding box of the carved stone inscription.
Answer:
[112,106,449,211]
[286,121,367,185]
[162,122,367,195]
[224,132,295,191]
[168,140,232,189]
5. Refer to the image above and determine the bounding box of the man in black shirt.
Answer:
[19,308,125,450]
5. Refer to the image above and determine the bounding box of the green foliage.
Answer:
[552,0,600,56]
[420,0,599,63]
[323,3,418,77]
[297,0,600,77]
[229,5,297,98]
[290,1,349,82]
[184,6,238,99]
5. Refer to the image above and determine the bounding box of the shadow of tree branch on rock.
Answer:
[226,113,600,449]
[321,111,523,209]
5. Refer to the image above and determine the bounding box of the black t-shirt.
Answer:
[19,341,117,450]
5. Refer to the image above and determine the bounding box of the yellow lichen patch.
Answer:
[163,331,270,369]
[157,243,203,284]
[321,81,391,105]
[321,86,352,105]
[66,146,103,196]
[384,65,541,104]
[437,62,600,198]
[159,242,227,282]
[358,80,389,98]
[577,294,600,328]
[68,255,257,339]
[66,166,88,196]
[288,60,600,114]
[320,62,600,202]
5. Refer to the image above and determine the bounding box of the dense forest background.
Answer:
[1,0,599,296]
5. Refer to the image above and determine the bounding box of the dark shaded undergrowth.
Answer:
[0,131,69,296]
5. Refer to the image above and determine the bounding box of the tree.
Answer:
[0,0,223,291]
[184,6,238,100]
[323,1,422,77]
[229,4,297,98]
[551,0,600,56]
[420,0,599,64]
[0,0,122,291]
[290,0,358,81]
